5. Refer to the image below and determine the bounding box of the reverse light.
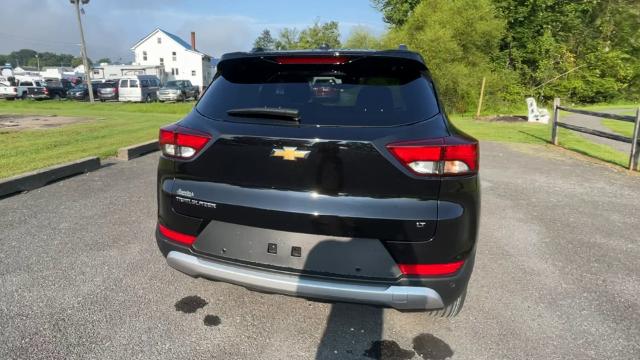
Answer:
[158,224,197,246]
[387,138,478,176]
[159,124,211,159]
[398,260,465,276]
[275,56,348,65]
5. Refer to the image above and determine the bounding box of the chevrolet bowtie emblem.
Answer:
[271,146,310,161]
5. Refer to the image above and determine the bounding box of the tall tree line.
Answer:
[253,1,639,112]
[0,49,91,69]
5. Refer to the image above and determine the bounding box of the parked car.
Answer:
[14,78,48,100]
[157,80,199,102]
[97,81,119,102]
[155,49,480,317]
[0,77,18,100]
[67,83,101,101]
[43,79,68,100]
[0,84,18,100]
[118,75,160,102]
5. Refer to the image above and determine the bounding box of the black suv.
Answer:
[156,49,479,316]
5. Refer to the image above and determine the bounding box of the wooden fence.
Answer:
[551,98,640,171]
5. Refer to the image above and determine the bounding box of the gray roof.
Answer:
[131,28,210,57]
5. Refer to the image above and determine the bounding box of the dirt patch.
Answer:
[476,115,527,122]
[0,114,89,131]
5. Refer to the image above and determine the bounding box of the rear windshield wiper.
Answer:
[226,107,300,122]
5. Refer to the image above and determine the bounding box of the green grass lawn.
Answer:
[0,101,192,179]
[451,116,630,168]
[0,100,633,179]
[600,109,638,138]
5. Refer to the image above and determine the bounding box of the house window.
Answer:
[175,68,179,75]
[191,70,196,76]
[171,68,174,75]
[172,52,177,61]
[157,37,161,44]
[143,51,147,61]
[159,58,164,66]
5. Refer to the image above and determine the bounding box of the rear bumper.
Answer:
[166,250,444,310]
[158,93,181,101]
[28,94,49,100]
[98,94,118,100]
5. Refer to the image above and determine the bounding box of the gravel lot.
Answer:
[1,142,638,360]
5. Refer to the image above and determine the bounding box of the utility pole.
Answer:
[35,54,40,71]
[71,0,94,102]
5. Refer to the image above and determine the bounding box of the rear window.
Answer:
[120,80,128,88]
[196,56,440,127]
[130,80,138,88]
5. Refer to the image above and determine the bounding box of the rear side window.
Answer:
[130,80,138,88]
[21,81,33,86]
[120,80,128,88]
[197,57,440,127]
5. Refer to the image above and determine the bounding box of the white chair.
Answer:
[526,97,550,124]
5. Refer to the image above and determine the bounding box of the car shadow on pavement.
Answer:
[304,239,454,359]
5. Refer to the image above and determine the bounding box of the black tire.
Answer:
[53,94,61,100]
[6,97,15,101]
[21,92,27,100]
[100,99,105,102]
[145,94,152,103]
[428,288,466,318]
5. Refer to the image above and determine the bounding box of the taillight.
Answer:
[275,56,348,65]
[398,260,464,276]
[159,124,211,159]
[158,224,196,246]
[387,137,478,176]
[43,88,49,95]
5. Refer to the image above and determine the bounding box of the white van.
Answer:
[118,75,160,102]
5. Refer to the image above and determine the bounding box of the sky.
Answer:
[0,0,387,62]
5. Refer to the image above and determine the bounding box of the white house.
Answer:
[131,28,213,90]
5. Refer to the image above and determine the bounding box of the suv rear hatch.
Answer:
[163,53,468,278]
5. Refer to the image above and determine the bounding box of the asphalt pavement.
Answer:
[1,142,639,360]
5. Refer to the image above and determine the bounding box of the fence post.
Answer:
[551,98,560,145]
[629,107,640,171]
[475,77,486,119]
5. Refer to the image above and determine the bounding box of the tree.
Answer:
[297,21,341,49]
[275,28,300,50]
[96,58,111,64]
[344,26,382,49]
[253,29,276,50]
[493,0,640,102]
[258,21,342,50]
[382,0,509,112]
[371,0,421,27]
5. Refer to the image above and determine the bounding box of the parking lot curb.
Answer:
[0,157,101,198]
[117,140,159,161]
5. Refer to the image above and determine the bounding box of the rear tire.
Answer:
[145,94,152,103]
[428,288,466,318]
[53,94,61,100]
[21,92,27,100]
